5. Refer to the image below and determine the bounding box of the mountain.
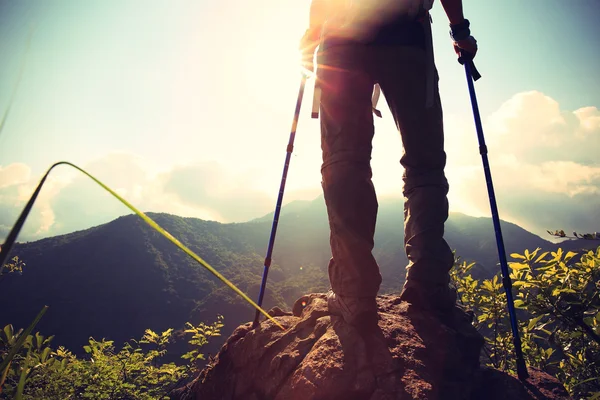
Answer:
[0,196,596,358]
[250,200,313,223]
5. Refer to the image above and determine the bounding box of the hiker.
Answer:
[300,0,478,326]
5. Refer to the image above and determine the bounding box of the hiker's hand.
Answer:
[300,28,320,72]
[453,35,477,59]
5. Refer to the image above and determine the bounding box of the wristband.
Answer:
[449,19,470,42]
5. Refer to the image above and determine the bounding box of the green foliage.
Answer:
[181,315,224,373]
[451,246,600,398]
[0,306,48,397]
[2,209,557,357]
[0,256,25,277]
[548,229,600,240]
[0,316,223,399]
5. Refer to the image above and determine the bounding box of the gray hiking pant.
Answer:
[318,41,454,298]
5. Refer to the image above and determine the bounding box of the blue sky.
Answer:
[1,0,599,242]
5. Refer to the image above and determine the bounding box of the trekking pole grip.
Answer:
[458,51,481,81]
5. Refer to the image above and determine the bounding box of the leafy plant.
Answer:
[181,315,224,373]
[548,229,600,240]
[510,247,600,396]
[0,256,25,282]
[0,306,48,396]
[0,315,223,399]
[451,246,600,398]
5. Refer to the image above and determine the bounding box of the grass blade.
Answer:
[0,360,10,394]
[14,350,30,400]
[0,162,284,330]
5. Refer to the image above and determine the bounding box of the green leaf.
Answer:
[41,347,51,363]
[534,251,549,264]
[3,325,13,342]
[0,360,11,393]
[564,251,578,263]
[527,315,544,331]
[513,281,538,288]
[0,306,48,380]
[510,263,529,271]
[569,331,582,339]
[15,350,31,400]
[482,280,494,292]
[513,299,525,308]
[535,265,555,272]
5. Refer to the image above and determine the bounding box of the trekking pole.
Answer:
[252,74,307,328]
[459,54,529,381]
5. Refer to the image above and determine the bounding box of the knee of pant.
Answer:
[403,187,449,211]
[403,181,449,197]
[402,169,448,194]
[322,150,372,168]
[321,159,372,184]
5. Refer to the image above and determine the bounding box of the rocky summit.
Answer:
[172,293,570,400]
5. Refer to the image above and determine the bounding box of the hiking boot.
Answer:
[399,280,457,314]
[400,281,484,363]
[326,290,379,328]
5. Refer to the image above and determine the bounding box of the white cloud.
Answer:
[446,91,600,237]
[0,163,30,189]
[160,162,276,222]
[0,152,287,241]
[0,163,73,239]
[485,91,600,165]
[1,91,599,242]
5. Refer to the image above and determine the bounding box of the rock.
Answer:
[171,293,570,400]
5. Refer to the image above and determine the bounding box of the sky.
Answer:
[0,0,599,243]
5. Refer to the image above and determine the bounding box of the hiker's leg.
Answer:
[318,44,381,298]
[375,45,454,289]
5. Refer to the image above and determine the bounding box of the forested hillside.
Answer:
[1,196,592,356]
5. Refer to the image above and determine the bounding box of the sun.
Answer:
[241,36,306,106]
[238,6,311,113]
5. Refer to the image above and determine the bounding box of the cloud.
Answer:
[0,152,283,242]
[1,91,598,243]
[161,162,276,222]
[447,91,600,237]
[486,91,600,165]
[0,163,30,189]
[43,154,249,237]
[0,178,54,241]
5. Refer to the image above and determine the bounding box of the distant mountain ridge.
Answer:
[1,196,595,357]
